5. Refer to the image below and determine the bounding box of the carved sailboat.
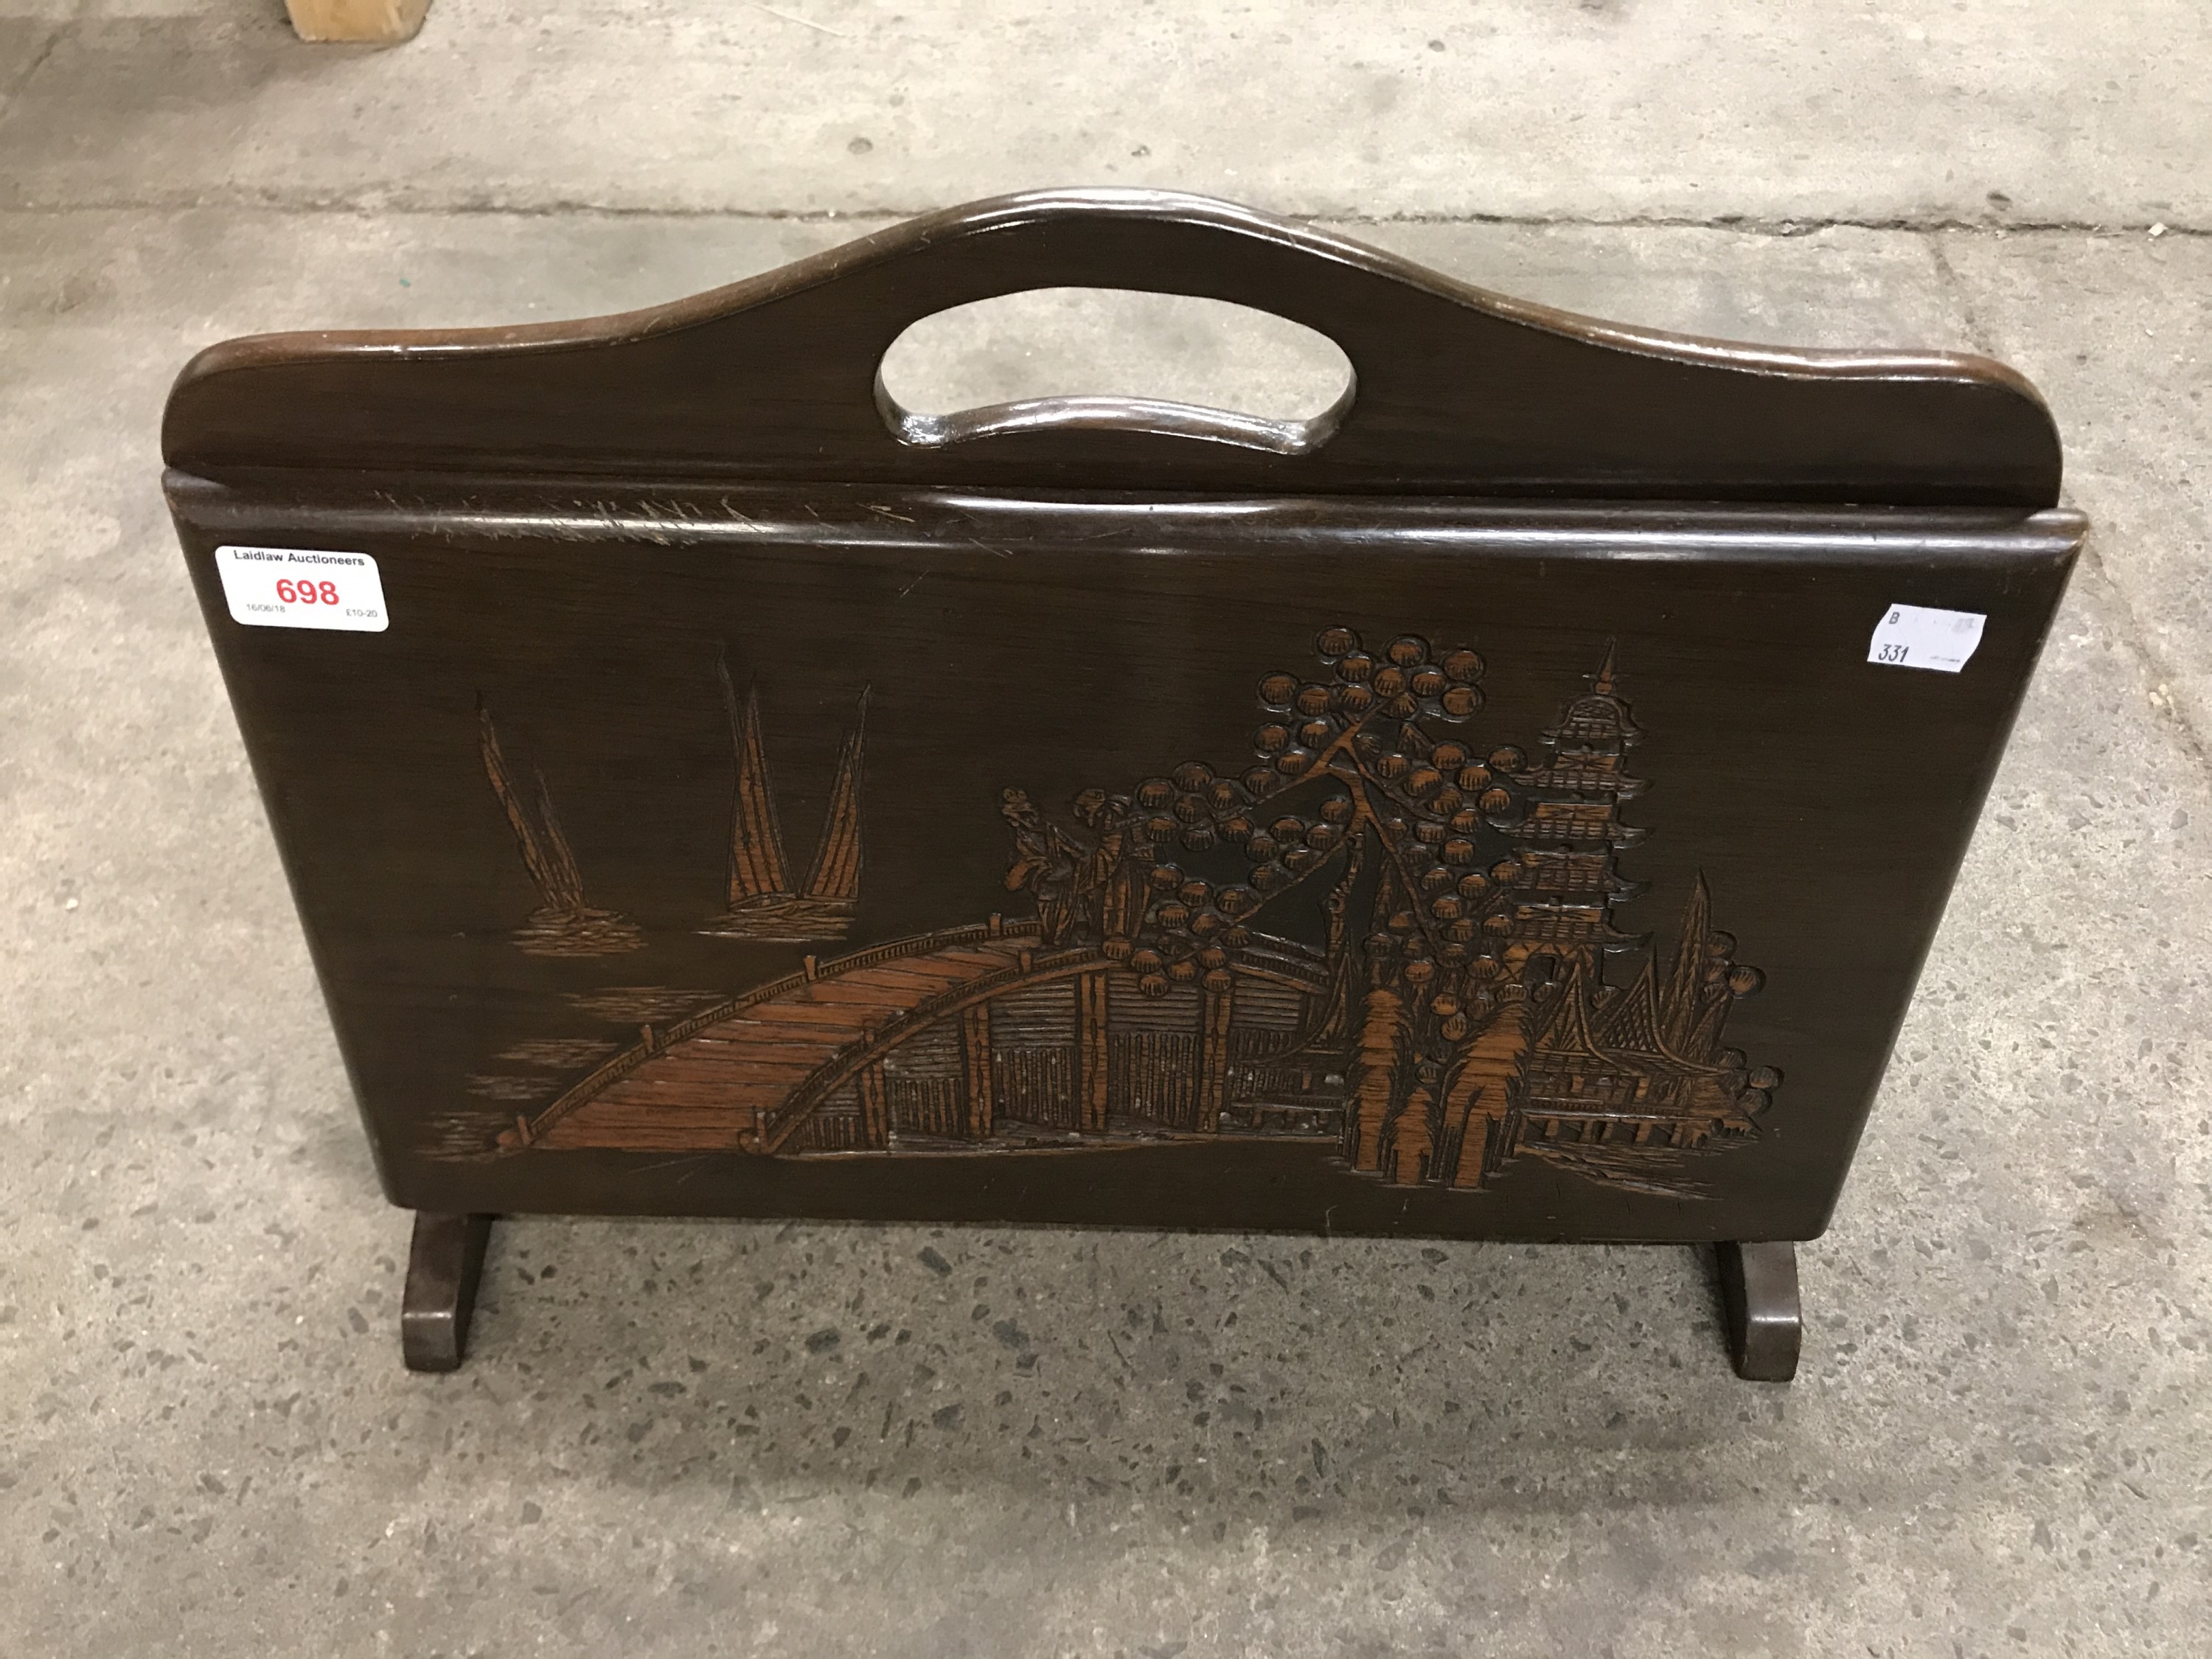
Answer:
[702,658,869,942]
[478,701,643,957]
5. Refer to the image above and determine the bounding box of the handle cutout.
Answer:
[877,288,1354,456]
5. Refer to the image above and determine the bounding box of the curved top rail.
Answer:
[163,187,2061,507]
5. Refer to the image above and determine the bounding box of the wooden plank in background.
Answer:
[285,0,431,44]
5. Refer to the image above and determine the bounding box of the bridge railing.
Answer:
[751,942,1104,1152]
[808,918,1040,984]
[507,917,1043,1150]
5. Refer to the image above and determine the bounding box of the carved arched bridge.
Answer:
[501,921,1342,1157]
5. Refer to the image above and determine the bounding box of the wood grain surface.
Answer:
[162,191,2082,1242]
[165,188,2062,507]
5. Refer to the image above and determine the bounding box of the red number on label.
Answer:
[272,575,343,607]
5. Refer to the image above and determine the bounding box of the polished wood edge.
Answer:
[162,187,2052,425]
[1716,1240,1803,1382]
[160,466,2089,556]
[879,389,1352,457]
[400,1211,493,1372]
[165,189,2042,399]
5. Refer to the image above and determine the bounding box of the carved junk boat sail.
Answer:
[702,660,869,942]
[477,701,644,957]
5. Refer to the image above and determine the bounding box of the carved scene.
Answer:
[478,700,644,957]
[487,630,1779,1199]
[699,653,869,943]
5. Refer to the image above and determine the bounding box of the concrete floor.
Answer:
[2,3,2208,1655]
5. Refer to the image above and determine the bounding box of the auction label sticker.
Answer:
[1868,602,1983,673]
[216,546,388,633]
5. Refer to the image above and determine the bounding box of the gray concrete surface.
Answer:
[4,0,2211,223]
[1,4,2209,1656]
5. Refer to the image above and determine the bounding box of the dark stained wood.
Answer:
[165,476,2081,1239]
[1717,1241,1802,1382]
[162,191,2084,1377]
[400,1211,493,1372]
[164,188,2061,507]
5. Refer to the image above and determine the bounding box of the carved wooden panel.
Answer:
[163,190,2081,1243]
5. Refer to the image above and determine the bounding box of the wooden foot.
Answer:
[285,0,431,44]
[1716,1240,1801,1382]
[402,1211,493,1372]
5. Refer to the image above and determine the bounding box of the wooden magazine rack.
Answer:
[162,189,2083,1380]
